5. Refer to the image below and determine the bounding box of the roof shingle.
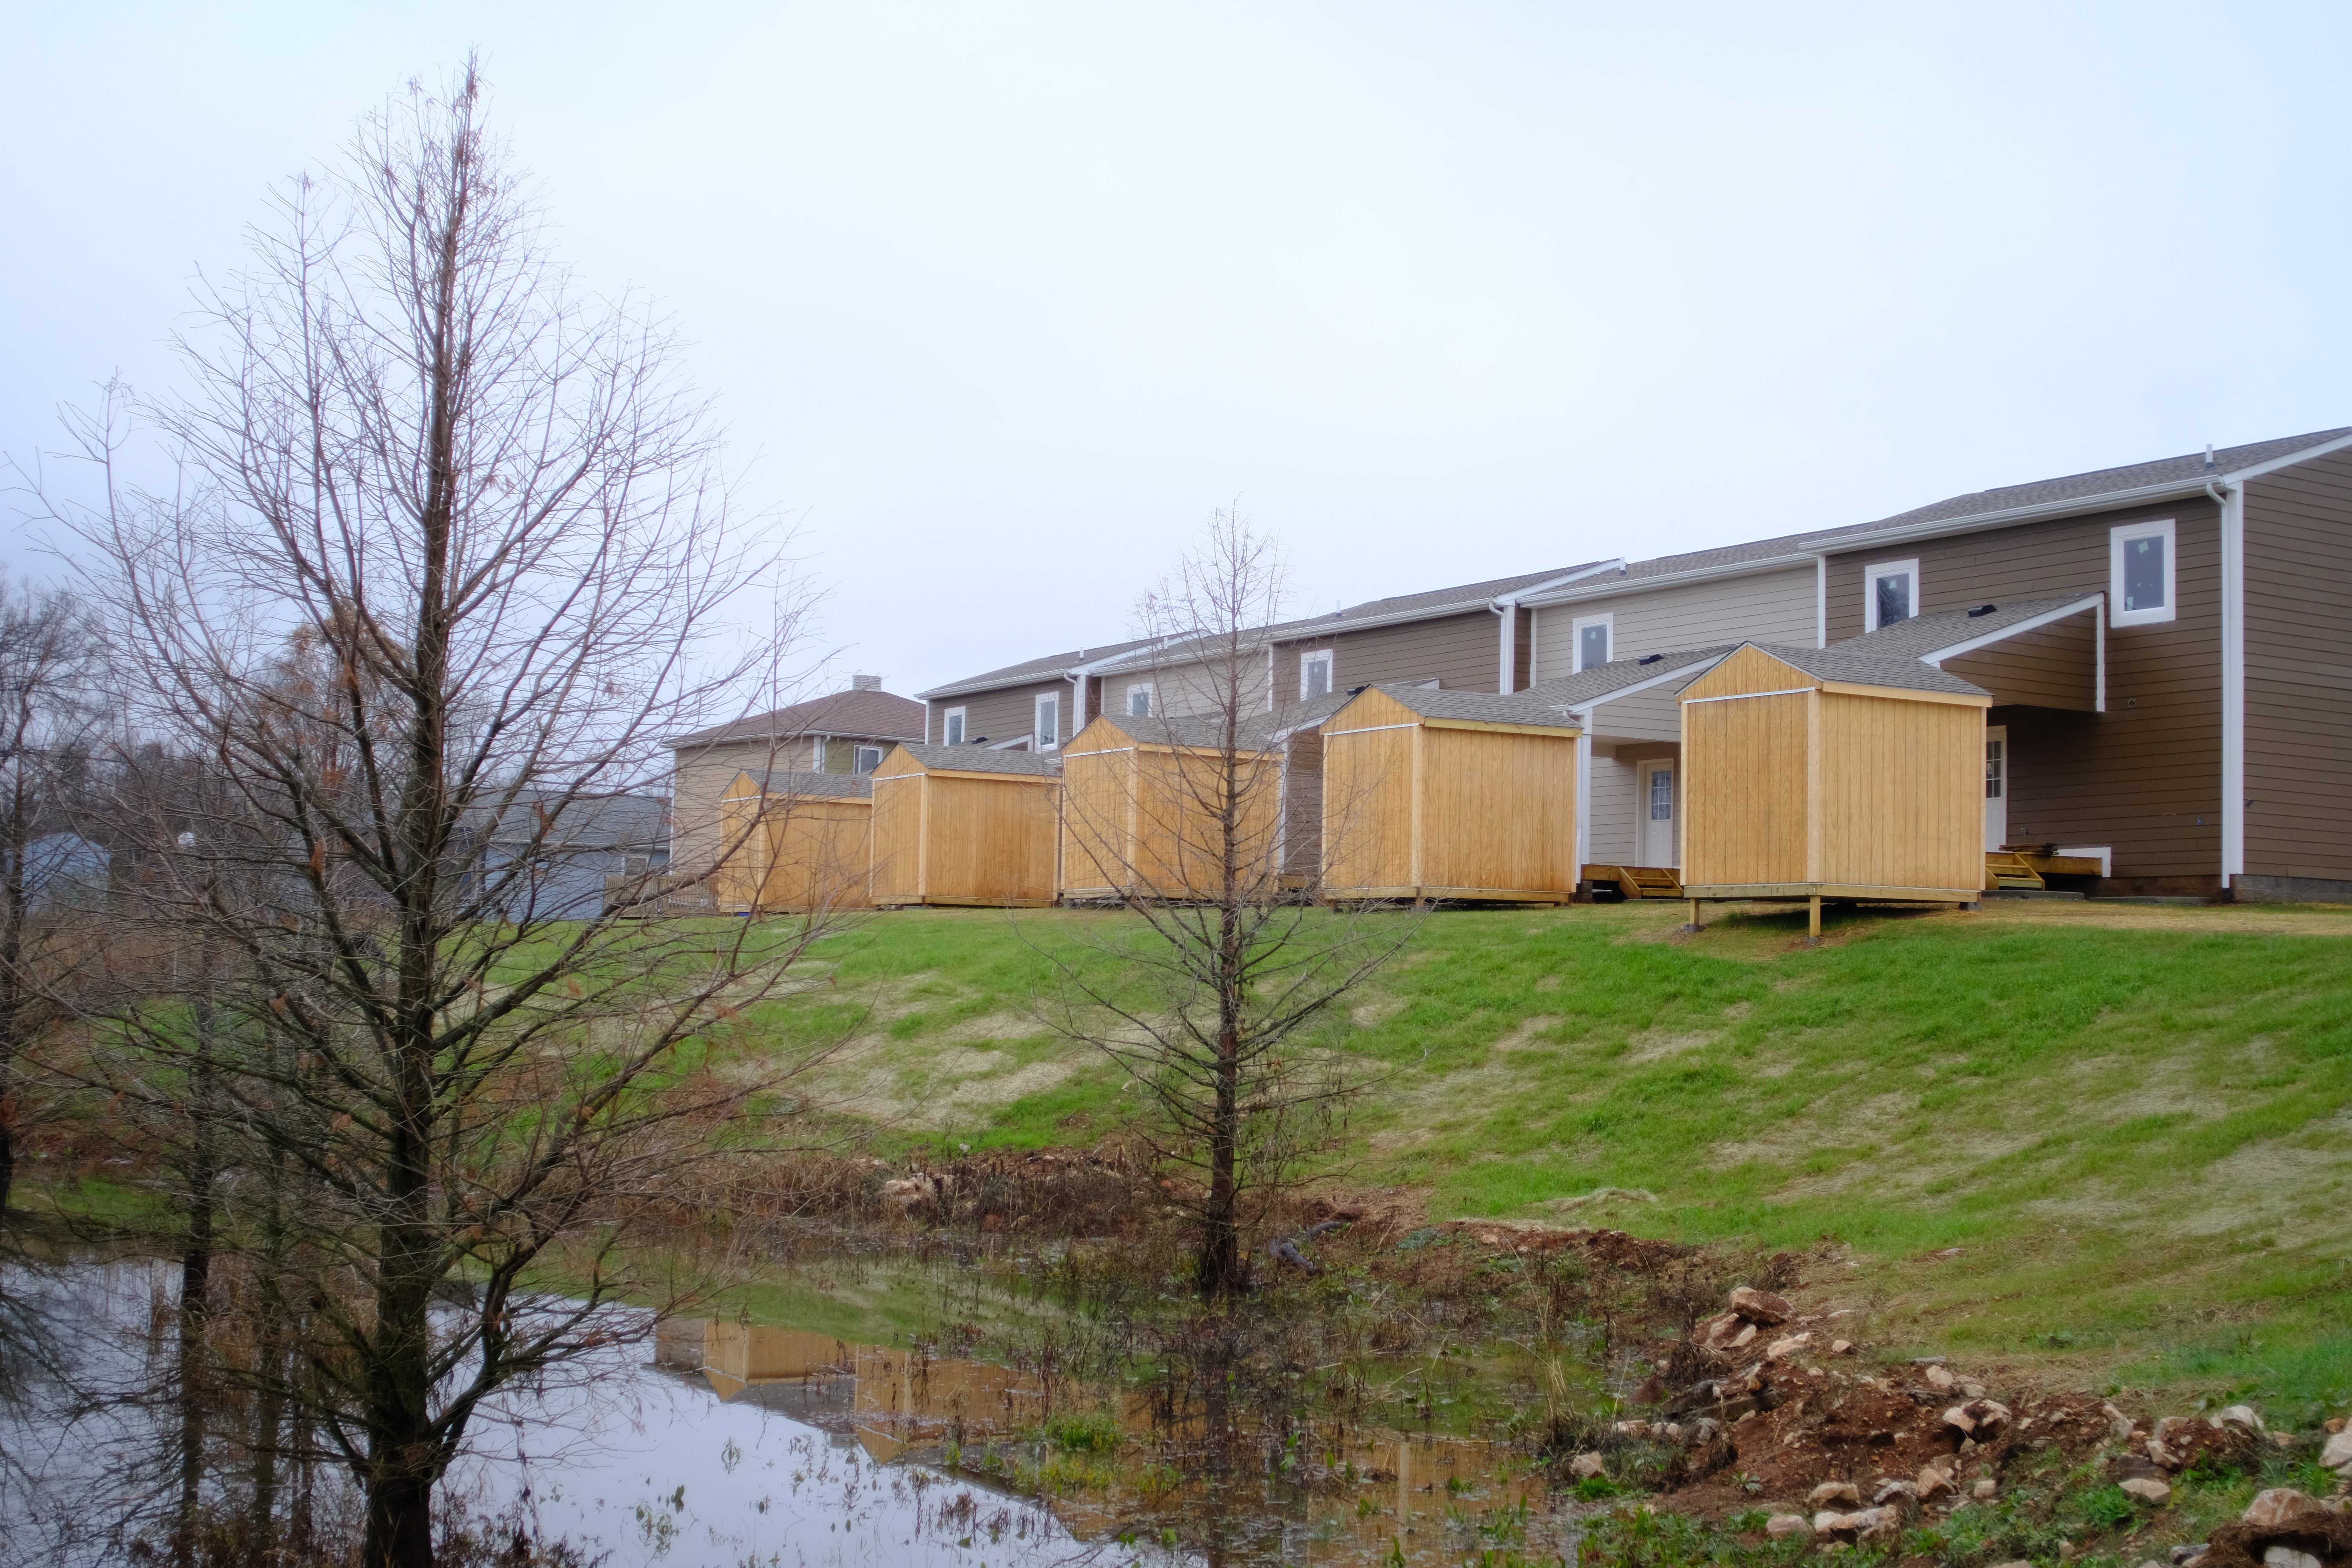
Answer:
[668,687,926,750]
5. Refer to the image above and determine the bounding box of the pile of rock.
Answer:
[2160,1488,2351,1568]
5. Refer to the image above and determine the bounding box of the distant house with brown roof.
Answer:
[665,676,925,873]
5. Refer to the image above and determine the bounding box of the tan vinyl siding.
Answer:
[2244,448,2352,881]
[1824,499,2223,885]
[1272,610,1501,700]
[930,679,1073,748]
[1111,654,1272,720]
[1583,682,1684,746]
[1529,565,1816,680]
[1590,744,1678,864]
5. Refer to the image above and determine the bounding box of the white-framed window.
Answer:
[1034,691,1061,750]
[1126,682,1154,717]
[853,745,884,774]
[1299,650,1334,699]
[2111,518,2176,626]
[1572,612,1613,672]
[942,706,967,746]
[1864,558,1919,631]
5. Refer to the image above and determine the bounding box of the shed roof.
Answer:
[1832,595,2100,661]
[668,687,926,750]
[1340,682,1584,731]
[734,769,875,800]
[883,744,1064,778]
[1704,643,1990,699]
[1523,646,1740,709]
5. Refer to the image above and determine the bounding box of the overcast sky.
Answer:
[6,2,2348,699]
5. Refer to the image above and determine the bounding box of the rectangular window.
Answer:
[1573,613,1612,672]
[1864,558,1918,631]
[2110,518,2176,626]
[1648,767,1674,821]
[1985,735,2004,800]
[1299,650,1333,699]
[854,745,884,774]
[1034,692,1060,750]
[943,707,966,746]
[1127,683,1153,717]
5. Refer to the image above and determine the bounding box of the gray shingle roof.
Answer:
[736,769,874,800]
[668,687,926,750]
[1834,595,2099,661]
[1334,682,1584,731]
[1815,428,2352,543]
[1717,642,1989,699]
[882,744,1064,778]
[915,636,1161,701]
[1523,646,1739,709]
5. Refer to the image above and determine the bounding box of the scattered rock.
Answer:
[1729,1285,1794,1325]
[1766,1332,1813,1362]
[2326,1417,2345,1435]
[1926,1365,1957,1390]
[1831,1338,1854,1356]
[2243,1490,2325,1530]
[1917,1466,1956,1500]
[2171,1546,2209,1566]
[1811,1481,1863,1507]
[1614,1419,1652,1439]
[1944,1399,2012,1439]
[2263,1551,2321,1568]
[2321,1430,2352,1472]
[2103,1401,2137,1443]
[1974,1479,1999,1499]
[2121,1478,2172,1505]
[2219,1405,2268,1435]
[1875,1479,1918,1504]
[1570,1452,1607,1479]
[1766,1513,1811,1539]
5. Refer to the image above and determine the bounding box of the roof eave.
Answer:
[1518,552,1822,609]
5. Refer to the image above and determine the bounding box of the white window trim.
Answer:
[2110,517,2178,627]
[942,706,967,746]
[811,736,827,771]
[1299,649,1334,700]
[1125,681,1155,717]
[853,745,884,774]
[1571,612,1614,673]
[1034,692,1061,751]
[1863,558,1920,632]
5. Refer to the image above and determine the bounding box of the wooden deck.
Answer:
[1581,864,1684,899]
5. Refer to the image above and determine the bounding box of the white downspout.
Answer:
[1574,713,1593,887]
[2210,477,2243,891]
[1493,599,1517,694]
[1813,555,1828,648]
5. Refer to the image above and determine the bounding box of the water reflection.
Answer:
[1,1262,1576,1567]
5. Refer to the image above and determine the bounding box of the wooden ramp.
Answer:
[1583,864,1684,899]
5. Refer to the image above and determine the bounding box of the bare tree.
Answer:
[27,66,832,1568]
[1047,512,1417,1300]
[0,577,110,1221]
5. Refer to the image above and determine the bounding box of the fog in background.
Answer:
[6,1,2347,697]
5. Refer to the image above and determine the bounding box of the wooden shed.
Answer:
[711,769,872,915]
[868,744,1062,908]
[1059,713,1285,901]
[1679,642,1991,932]
[1318,684,1583,903]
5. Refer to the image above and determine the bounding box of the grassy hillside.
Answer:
[753,898,2352,1414]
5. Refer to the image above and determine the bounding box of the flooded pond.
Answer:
[0,1256,1581,1566]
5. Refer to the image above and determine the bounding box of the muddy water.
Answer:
[0,1260,1579,1566]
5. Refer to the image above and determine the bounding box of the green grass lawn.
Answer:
[756,898,2352,1417]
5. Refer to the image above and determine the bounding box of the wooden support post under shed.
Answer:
[1808,895,1821,939]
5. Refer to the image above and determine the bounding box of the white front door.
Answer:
[1984,725,2008,851]
[1642,761,1678,868]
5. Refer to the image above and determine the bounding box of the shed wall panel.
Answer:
[924,775,1059,904]
[1419,728,1578,893]
[1683,691,1811,886]
[1815,693,1983,891]
[869,775,922,904]
[1321,727,1414,891]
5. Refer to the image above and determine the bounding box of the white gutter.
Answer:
[1491,561,1626,693]
[2211,475,2245,890]
[1518,551,1822,610]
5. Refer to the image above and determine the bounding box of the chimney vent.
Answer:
[850,673,882,692]
[2204,444,2216,471]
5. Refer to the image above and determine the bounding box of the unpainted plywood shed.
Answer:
[869,744,1062,908]
[713,769,873,915]
[1060,713,1285,900]
[1319,684,1582,902]
[1679,643,1989,913]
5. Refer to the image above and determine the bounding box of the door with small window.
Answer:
[1983,725,2007,851]
[1641,761,1678,869]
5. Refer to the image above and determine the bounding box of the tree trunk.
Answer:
[362,1457,436,1568]
[172,1011,217,1568]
